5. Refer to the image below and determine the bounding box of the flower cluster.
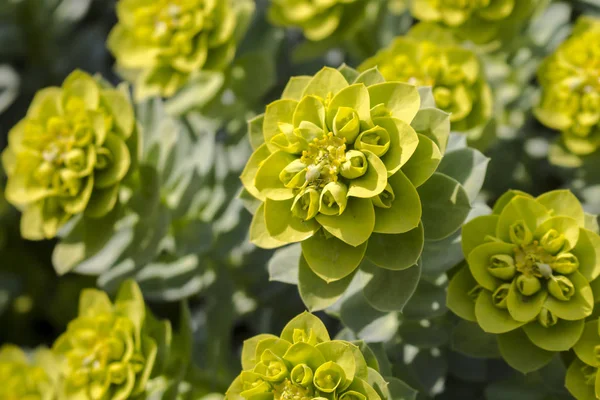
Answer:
[536,17,600,157]
[1,70,136,240]
[0,345,58,400]
[226,312,388,400]
[108,0,254,99]
[242,65,450,282]
[359,24,492,139]
[52,280,167,399]
[568,319,600,400]
[268,0,369,42]
[448,190,600,371]
[410,0,540,45]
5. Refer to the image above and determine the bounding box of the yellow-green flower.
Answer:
[0,344,59,400]
[268,0,370,42]
[108,0,254,99]
[226,312,391,400]
[52,280,166,399]
[1,70,136,240]
[359,24,493,139]
[410,0,540,45]
[536,17,600,157]
[241,65,456,284]
[448,190,600,373]
[568,318,600,400]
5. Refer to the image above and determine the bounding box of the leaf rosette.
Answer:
[268,0,370,42]
[536,17,600,159]
[359,23,493,141]
[52,280,170,399]
[107,0,254,99]
[448,190,600,373]
[0,345,59,400]
[226,312,392,400]
[1,70,137,241]
[242,66,470,297]
[410,0,541,46]
[567,318,600,400]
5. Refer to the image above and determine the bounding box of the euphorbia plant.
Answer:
[226,312,405,400]
[0,345,59,399]
[359,23,493,144]
[536,17,600,162]
[52,280,171,399]
[448,189,600,373]
[568,318,600,400]
[268,0,371,42]
[410,0,542,46]
[242,65,473,312]
[1,70,137,240]
[108,0,254,99]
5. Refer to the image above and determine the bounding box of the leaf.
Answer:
[402,279,447,320]
[316,198,375,247]
[447,265,477,322]
[401,134,442,188]
[299,255,355,312]
[573,321,600,367]
[373,169,422,235]
[368,82,420,123]
[522,319,584,352]
[340,290,399,343]
[497,329,554,374]
[366,224,424,271]
[437,147,489,203]
[248,114,265,150]
[302,230,366,283]
[475,291,525,334]
[566,359,598,400]
[281,311,331,343]
[52,208,135,276]
[536,190,585,226]
[164,71,225,116]
[361,259,421,312]
[268,244,302,284]
[410,108,450,154]
[451,320,501,359]
[264,198,319,244]
[418,172,471,241]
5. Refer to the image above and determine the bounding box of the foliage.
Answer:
[359,23,493,145]
[226,312,407,400]
[108,0,255,99]
[2,1,600,400]
[2,70,137,240]
[448,189,600,373]
[409,0,543,48]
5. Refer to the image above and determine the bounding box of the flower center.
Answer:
[299,132,347,189]
[273,379,313,400]
[513,241,554,278]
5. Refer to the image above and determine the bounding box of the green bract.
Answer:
[359,24,493,140]
[410,0,540,46]
[0,345,59,400]
[108,0,254,99]
[448,189,600,373]
[268,0,369,42]
[242,65,466,294]
[1,70,137,241]
[567,318,600,400]
[52,280,166,399]
[226,312,389,400]
[536,17,600,158]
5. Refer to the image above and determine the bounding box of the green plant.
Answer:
[108,0,254,99]
[448,189,600,373]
